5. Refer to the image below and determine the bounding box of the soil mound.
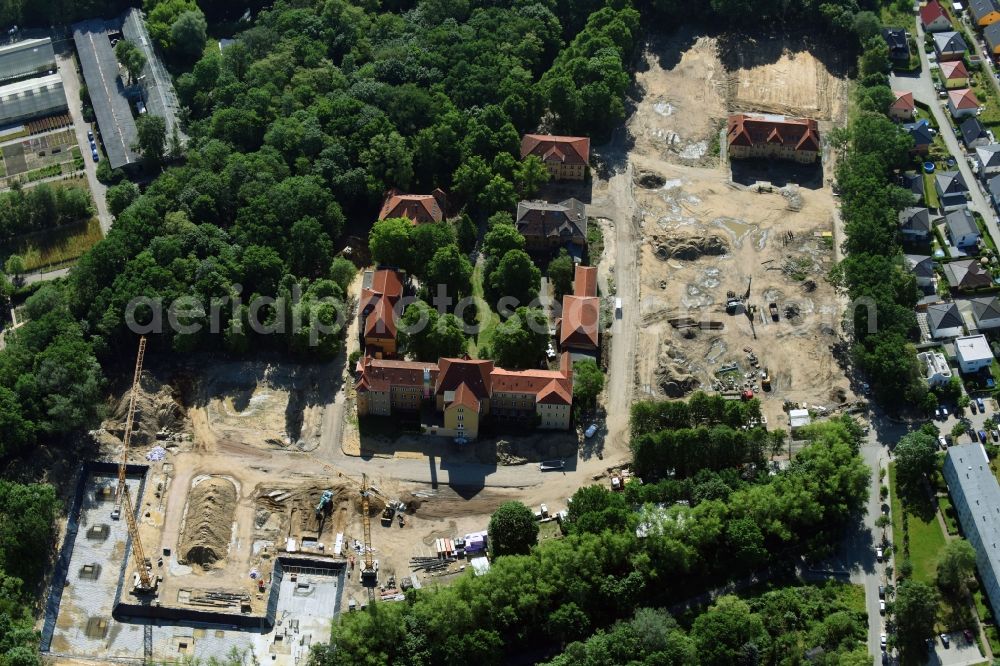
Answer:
[104,374,184,447]
[180,477,237,569]
[634,169,666,189]
[653,234,729,261]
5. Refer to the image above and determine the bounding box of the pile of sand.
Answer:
[653,234,729,261]
[180,477,237,569]
[654,341,700,397]
[104,374,184,446]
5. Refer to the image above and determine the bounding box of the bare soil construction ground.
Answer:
[598,31,851,429]
[631,30,848,166]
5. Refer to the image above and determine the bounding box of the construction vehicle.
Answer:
[761,368,771,391]
[769,302,779,321]
[315,490,333,517]
[113,336,146,519]
[380,503,395,526]
[114,338,156,594]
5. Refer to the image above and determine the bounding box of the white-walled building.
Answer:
[956,334,995,373]
[919,350,953,386]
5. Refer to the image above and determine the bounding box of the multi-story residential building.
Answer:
[726,113,821,164]
[378,188,448,224]
[515,198,587,253]
[355,353,574,438]
[520,134,590,180]
[358,269,404,358]
[557,265,600,354]
[943,444,1000,622]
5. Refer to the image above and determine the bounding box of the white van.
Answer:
[614,298,622,318]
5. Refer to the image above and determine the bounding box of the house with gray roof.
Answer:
[961,116,991,149]
[935,31,969,61]
[943,444,1000,623]
[903,121,935,154]
[986,20,1000,54]
[899,207,935,240]
[977,144,1000,180]
[969,0,1000,25]
[988,174,1000,211]
[945,208,980,248]
[515,198,587,253]
[882,27,910,63]
[936,171,969,210]
[927,301,965,338]
[944,259,993,290]
[901,172,926,203]
[971,295,1000,330]
[905,254,935,286]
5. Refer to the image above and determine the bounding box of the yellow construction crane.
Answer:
[359,473,377,590]
[113,337,156,594]
[114,335,146,516]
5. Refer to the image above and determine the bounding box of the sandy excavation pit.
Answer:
[630,30,846,166]
[631,162,848,425]
[201,362,327,451]
[179,476,238,570]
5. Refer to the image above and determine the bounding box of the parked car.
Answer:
[91,148,98,162]
[978,397,987,412]
[979,430,988,443]
[971,401,978,414]
[879,585,885,599]
[942,406,949,418]
[584,424,598,438]
[936,407,943,419]
[876,547,884,562]
[939,435,948,450]
[880,600,886,614]
[86,129,93,141]
[881,633,887,649]
[992,430,999,442]
[941,633,950,648]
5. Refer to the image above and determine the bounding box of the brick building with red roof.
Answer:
[355,352,574,437]
[358,268,404,358]
[520,134,590,180]
[378,188,448,224]
[557,265,600,354]
[727,113,821,164]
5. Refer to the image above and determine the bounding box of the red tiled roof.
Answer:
[361,269,404,342]
[949,88,979,109]
[891,91,915,111]
[920,0,949,27]
[726,114,820,153]
[573,265,597,298]
[520,134,590,166]
[490,366,572,405]
[444,382,480,412]
[559,295,600,349]
[378,188,447,224]
[940,60,969,79]
[354,357,438,393]
[537,379,572,406]
[436,358,494,400]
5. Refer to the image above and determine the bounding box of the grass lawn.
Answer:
[880,1,914,29]
[924,172,941,208]
[889,463,948,584]
[5,218,103,272]
[971,69,1000,133]
[537,519,562,544]
[468,260,498,359]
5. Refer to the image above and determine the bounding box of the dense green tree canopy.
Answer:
[488,501,539,557]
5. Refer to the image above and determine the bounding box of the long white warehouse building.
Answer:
[0,73,67,125]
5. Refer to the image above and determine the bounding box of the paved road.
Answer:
[20,267,71,285]
[891,22,1000,250]
[55,49,112,236]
